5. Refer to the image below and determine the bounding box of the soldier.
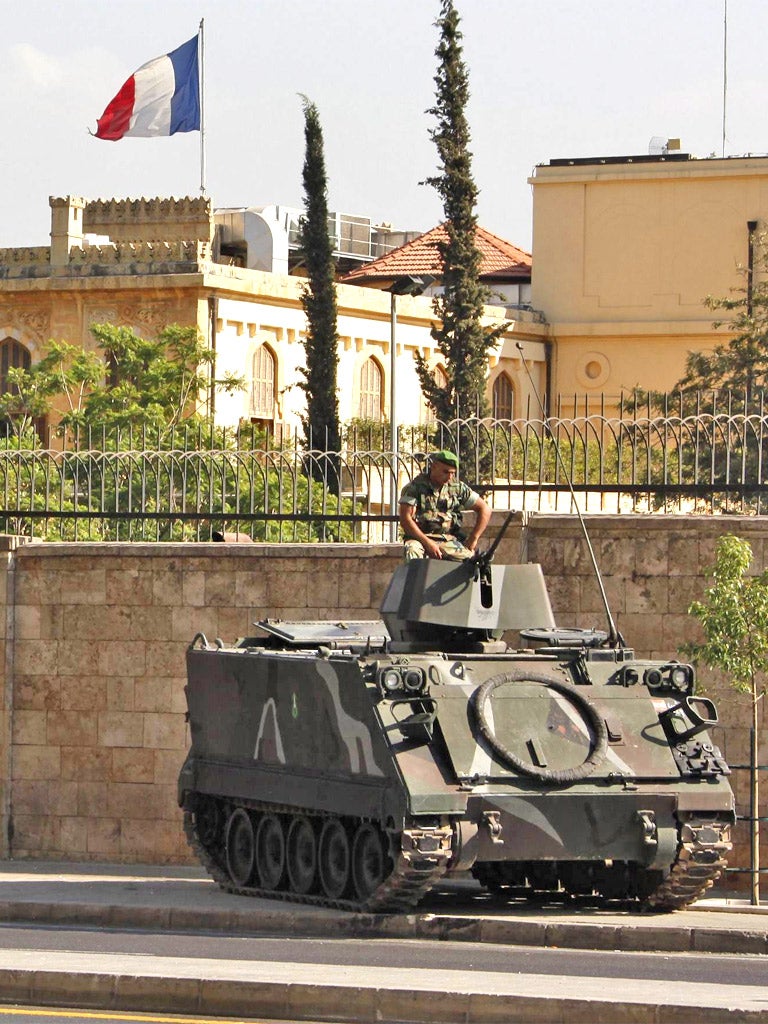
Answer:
[399,449,491,561]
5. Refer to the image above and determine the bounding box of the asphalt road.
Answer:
[2,922,766,995]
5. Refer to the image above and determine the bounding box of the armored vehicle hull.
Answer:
[179,560,734,912]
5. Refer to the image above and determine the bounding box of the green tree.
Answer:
[675,232,768,402]
[415,0,505,427]
[0,340,102,441]
[297,95,342,460]
[622,236,768,509]
[683,534,767,904]
[0,323,243,442]
[0,324,246,541]
[70,322,243,435]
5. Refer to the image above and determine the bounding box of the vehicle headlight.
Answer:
[669,664,693,692]
[644,668,663,688]
[381,669,402,693]
[404,669,424,693]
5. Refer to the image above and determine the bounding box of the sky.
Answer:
[1,0,767,252]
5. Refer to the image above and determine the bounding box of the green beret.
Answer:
[431,449,459,468]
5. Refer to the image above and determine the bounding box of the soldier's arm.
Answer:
[399,502,444,559]
[464,496,491,552]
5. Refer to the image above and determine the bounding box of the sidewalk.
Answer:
[0,860,765,954]
[0,862,765,1024]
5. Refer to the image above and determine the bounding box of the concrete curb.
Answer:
[0,965,766,1024]
[0,898,766,956]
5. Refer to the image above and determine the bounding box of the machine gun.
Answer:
[468,508,517,586]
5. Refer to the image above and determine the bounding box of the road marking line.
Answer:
[0,1011,251,1024]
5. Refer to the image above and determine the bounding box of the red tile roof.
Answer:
[341,222,531,287]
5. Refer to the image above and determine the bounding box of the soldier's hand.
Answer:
[425,539,443,559]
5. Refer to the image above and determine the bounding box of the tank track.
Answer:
[183,797,452,913]
[474,815,732,911]
[645,816,732,910]
[186,799,730,914]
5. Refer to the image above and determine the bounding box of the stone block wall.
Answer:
[0,540,409,864]
[0,514,763,881]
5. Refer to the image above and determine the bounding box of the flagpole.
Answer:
[199,17,206,194]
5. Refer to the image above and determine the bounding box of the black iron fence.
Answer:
[726,761,768,894]
[2,392,768,541]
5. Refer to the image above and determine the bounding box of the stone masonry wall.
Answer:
[0,515,763,880]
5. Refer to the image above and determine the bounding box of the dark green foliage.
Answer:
[415,0,506,429]
[684,535,768,693]
[0,339,102,440]
[297,96,342,458]
[676,234,768,403]
[683,534,765,904]
[0,424,357,543]
[0,325,244,444]
[627,234,768,507]
[74,323,243,433]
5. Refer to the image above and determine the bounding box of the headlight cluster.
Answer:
[619,662,694,694]
[378,665,426,697]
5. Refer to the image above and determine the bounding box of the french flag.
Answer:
[95,35,200,141]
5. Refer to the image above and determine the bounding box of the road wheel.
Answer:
[225,808,256,888]
[351,823,387,901]
[319,818,350,899]
[287,815,318,894]
[256,813,286,891]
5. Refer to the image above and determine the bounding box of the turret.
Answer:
[380,559,555,649]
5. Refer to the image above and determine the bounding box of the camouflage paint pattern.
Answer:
[180,559,734,896]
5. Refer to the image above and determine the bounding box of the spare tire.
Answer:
[472,670,608,784]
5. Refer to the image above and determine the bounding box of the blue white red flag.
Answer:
[94,35,200,141]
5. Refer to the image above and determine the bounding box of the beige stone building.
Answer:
[530,152,768,408]
[3,151,768,444]
[0,196,548,441]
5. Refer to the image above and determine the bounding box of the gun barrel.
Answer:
[481,509,516,564]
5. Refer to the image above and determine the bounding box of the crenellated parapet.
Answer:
[82,195,213,244]
[68,238,212,266]
[0,248,53,280]
[0,247,51,265]
[0,240,213,279]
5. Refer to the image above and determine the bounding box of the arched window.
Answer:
[0,338,31,395]
[493,372,515,421]
[422,365,448,423]
[251,344,276,419]
[358,357,383,421]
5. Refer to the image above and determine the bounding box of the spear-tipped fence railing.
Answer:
[1,390,768,541]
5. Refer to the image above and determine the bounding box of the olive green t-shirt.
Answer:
[399,472,480,538]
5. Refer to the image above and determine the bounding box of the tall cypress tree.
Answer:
[416,0,504,424]
[297,96,341,456]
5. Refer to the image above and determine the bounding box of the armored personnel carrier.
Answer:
[179,550,734,912]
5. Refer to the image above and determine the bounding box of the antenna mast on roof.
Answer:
[722,0,728,158]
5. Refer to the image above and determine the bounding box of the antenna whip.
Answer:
[516,342,622,646]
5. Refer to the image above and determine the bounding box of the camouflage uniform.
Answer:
[399,472,481,561]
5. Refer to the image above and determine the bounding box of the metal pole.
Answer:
[208,294,218,421]
[747,220,757,317]
[199,18,206,194]
[390,291,399,543]
[751,710,760,905]
[516,341,622,646]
